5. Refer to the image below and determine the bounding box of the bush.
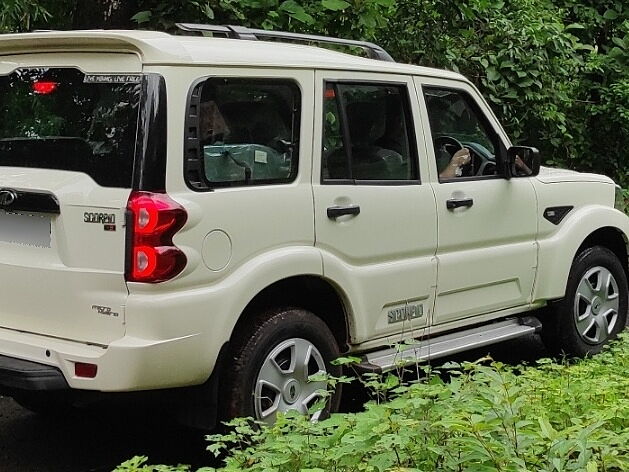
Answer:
[2,1,627,185]
[381,0,629,188]
[116,333,629,472]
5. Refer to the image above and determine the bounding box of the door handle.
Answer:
[327,205,361,219]
[446,198,474,210]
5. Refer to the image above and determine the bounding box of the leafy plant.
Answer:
[115,334,629,472]
[0,0,50,32]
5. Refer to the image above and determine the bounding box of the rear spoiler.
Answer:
[0,31,191,63]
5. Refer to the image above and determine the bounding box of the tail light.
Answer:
[125,191,187,283]
[32,80,58,95]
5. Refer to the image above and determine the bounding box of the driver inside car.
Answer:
[438,147,471,179]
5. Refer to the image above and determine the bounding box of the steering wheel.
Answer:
[434,135,473,176]
[434,135,463,154]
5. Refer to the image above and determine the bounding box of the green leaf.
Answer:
[332,355,361,366]
[279,0,315,24]
[201,5,214,20]
[321,0,351,11]
[130,10,152,24]
[603,9,619,20]
[538,417,557,440]
[278,0,301,13]
[486,67,500,81]
[586,461,598,472]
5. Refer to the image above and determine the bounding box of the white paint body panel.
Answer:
[0,169,129,346]
[532,179,627,301]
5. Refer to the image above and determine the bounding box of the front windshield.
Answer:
[0,68,141,188]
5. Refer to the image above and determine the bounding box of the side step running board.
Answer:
[359,317,542,373]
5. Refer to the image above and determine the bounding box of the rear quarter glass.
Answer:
[0,68,141,188]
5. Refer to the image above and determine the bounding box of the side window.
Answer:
[322,82,418,183]
[186,78,301,189]
[423,87,501,181]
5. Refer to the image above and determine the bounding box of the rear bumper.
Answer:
[0,326,215,392]
[0,355,68,391]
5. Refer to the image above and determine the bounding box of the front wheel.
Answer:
[542,246,628,356]
[223,308,342,425]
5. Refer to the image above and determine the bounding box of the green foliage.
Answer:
[381,0,629,186]
[616,187,629,214]
[0,0,626,185]
[0,0,50,32]
[116,334,629,471]
[129,0,395,41]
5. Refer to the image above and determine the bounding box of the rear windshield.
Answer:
[0,68,141,188]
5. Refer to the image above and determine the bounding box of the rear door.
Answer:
[312,71,438,344]
[0,55,143,344]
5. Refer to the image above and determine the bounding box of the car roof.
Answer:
[0,30,468,82]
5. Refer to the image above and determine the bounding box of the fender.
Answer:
[534,205,629,301]
[124,246,324,383]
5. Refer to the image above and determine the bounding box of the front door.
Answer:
[416,78,538,325]
[312,71,438,344]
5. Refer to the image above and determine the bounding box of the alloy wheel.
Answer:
[573,266,620,344]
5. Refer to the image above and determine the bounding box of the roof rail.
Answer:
[175,23,395,62]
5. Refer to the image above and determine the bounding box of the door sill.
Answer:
[357,316,542,373]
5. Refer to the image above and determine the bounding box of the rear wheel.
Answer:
[223,308,342,425]
[542,246,628,356]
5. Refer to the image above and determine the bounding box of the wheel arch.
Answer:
[230,275,352,352]
[534,206,629,302]
[577,227,629,280]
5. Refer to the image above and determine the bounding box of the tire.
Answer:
[541,246,628,357]
[223,307,342,425]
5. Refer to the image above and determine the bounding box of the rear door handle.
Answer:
[446,198,474,210]
[327,205,360,219]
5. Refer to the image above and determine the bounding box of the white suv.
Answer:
[0,25,627,427]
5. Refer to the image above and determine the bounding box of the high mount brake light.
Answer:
[125,191,188,283]
[32,81,58,95]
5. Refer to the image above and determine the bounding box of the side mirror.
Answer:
[507,146,540,178]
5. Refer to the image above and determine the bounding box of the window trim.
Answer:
[321,80,421,186]
[133,73,167,192]
[422,84,508,184]
[183,76,302,192]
